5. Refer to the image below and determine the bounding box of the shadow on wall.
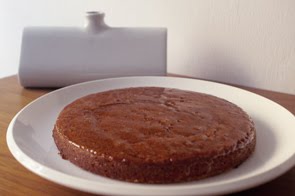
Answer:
[192,48,253,86]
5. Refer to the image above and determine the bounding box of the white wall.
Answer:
[1,0,294,94]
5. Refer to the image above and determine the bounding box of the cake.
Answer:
[53,87,256,183]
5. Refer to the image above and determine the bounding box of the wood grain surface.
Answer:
[0,75,294,196]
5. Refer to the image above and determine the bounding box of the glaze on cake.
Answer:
[53,87,256,183]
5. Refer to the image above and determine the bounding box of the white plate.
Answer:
[7,76,295,196]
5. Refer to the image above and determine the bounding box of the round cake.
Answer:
[53,87,256,183]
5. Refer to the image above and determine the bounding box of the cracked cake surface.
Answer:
[53,87,256,183]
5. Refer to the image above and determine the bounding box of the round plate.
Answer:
[6,77,295,196]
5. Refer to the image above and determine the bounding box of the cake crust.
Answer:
[53,87,256,183]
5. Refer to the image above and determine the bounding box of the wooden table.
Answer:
[0,75,294,196]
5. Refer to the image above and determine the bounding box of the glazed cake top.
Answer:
[55,87,255,163]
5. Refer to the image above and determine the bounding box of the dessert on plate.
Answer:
[53,87,256,183]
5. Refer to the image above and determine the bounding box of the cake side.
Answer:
[53,126,255,183]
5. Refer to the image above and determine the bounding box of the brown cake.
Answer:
[53,87,256,183]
